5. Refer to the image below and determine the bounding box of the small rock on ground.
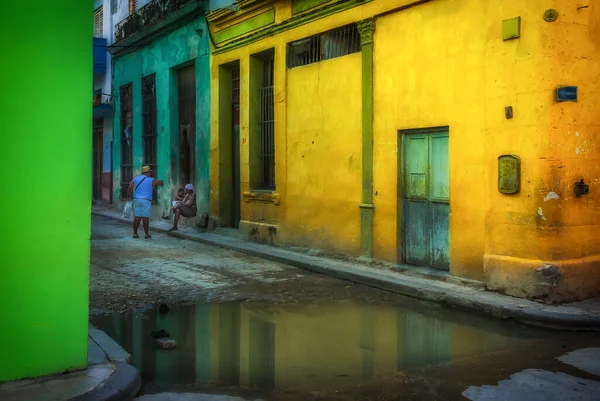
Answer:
[156,338,177,350]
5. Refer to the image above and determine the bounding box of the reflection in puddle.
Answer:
[91,299,546,394]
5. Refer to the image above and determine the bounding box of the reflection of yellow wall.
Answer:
[231,302,534,391]
[210,0,600,301]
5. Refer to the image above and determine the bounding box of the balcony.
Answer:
[93,37,108,75]
[114,0,200,43]
[93,91,113,119]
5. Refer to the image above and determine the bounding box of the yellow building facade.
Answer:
[207,0,600,302]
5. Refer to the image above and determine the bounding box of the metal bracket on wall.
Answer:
[544,9,559,22]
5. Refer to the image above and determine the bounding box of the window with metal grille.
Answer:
[94,6,103,37]
[259,58,275,190]
[120,84,133,199]
[142,74,158,202]
[286,24,361,68]
[232,68,240,105]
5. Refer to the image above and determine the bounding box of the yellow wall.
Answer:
[372,0,600,299]
[285,55,362,253]
[210,1,367,254]
[483,1,600,300]
[373,0,488,277]
[210,0,600,300]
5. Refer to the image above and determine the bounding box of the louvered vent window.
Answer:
[94,6,103,37]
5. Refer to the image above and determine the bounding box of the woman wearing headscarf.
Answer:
[169,183,197,231]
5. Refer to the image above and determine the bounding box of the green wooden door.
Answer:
[402,130,450,270]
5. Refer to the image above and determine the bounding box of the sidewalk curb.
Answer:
[93,210,600,332]
[69,363,141,401]
[0,325,141,401]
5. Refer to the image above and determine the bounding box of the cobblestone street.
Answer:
[90,215,401,314]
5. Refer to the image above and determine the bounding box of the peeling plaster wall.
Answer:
[112,18,211,218]
[373,0,600,301]
[481,0,600,302]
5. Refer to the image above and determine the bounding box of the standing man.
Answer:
[127,165,164,239]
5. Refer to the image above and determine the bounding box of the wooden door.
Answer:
[231,68,241,228]
[93,120,103,200]
[402,129,450,270]
[178,65,196,187]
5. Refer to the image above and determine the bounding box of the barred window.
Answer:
[120,84,133,199]
[286,24,361,68]
[258,58,275,190]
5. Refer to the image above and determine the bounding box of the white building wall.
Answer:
[95,0,116,175]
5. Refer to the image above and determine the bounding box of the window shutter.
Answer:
[94,6,103,37]
[129,0,139,14]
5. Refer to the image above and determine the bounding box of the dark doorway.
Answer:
[177,65,196,187]
[93,119,103,200]
[142,74,158,202]
[119,83,133,199]
[231,67,241,228]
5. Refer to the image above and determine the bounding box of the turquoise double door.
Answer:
[401,129,450,270]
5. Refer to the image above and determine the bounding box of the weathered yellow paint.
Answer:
[210,0,600,301]
[285,55,362,252]
[209,3,365,254]
[372,0,600,301]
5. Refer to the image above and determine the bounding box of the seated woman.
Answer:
[162,187,184,220]
[169,184,197,231]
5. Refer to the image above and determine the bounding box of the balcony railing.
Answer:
[93,91,113,107]
[114,0,194,43]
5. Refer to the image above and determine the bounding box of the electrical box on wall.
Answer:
[557,86,578,102]
[502,17,521,40]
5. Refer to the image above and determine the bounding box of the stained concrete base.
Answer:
[92,207,600,331]
[0,325,140,401]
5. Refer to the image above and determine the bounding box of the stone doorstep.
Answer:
[91,208,600,331]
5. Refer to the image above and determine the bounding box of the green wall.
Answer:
[0,1,91,381]
[112,18,211,217]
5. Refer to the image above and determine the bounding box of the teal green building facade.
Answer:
[110,0,211,219]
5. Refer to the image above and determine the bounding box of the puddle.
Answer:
[90,299,586,399]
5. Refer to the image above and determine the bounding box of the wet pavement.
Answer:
[91,299,600,401]
[90,216,600,400]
